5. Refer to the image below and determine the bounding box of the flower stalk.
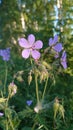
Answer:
[42,77,48,101]
[35,73,40,104]
[4,61,8,95]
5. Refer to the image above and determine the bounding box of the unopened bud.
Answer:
[8,82,17,97]
[28,74,32,85]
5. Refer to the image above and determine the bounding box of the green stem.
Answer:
[8,115,14,130]
[30,57,33,65]
[32,122,37,130]
[35,74,39,104]
[4,61,8,95]
[6,120,8,130]
[42,77,48,101]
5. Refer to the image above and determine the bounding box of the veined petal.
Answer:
[31,50,40,59]
[61,51,67,69]
[33,40,43,49]
[53,43,62,52]
[22,49,30,59]
[61,61,67,69]
[18,38,29,48]
[49,35,58,46]
[61,51,66,59]
[28,34,35,45]
[53,35,58,43]
[49,38,53,46]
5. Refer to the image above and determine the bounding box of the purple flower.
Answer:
[26,100,32,106]
[0,48,10,61]
[0,112,4,117]
[18,34,43,59]
[48,35,62,52]
[60,51,67,69]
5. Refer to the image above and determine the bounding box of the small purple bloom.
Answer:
[61,51,67,69]
[48,35,62,52]
[49,35,58,46]
[0,112,4,117]
[18,34,43,59]
[0,48,10,61]
[26,100,32,106]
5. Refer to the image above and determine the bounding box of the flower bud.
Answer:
[28,74,32,85]
[8,82,17,97]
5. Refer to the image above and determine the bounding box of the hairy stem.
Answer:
[35,74,39,104]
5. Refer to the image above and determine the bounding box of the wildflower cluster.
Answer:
[48,35,67,69]
[18,34,67,69]
[18,34,67,116]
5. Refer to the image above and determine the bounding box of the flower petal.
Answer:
[0,112,4,116]
[61,61,67,69]
[53,43,62,52]
[49,38,53,46]
[53,35,58,44]
[49,35,58,46]
[31,50,40,59]
[33,40,43,49]
[61,51,67,69]
[26,100,32,106]
[18,38,29,48]
[28,34,35,45]
[0,48,10,61]
[61,51,67,59]
[22,49,30,59]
